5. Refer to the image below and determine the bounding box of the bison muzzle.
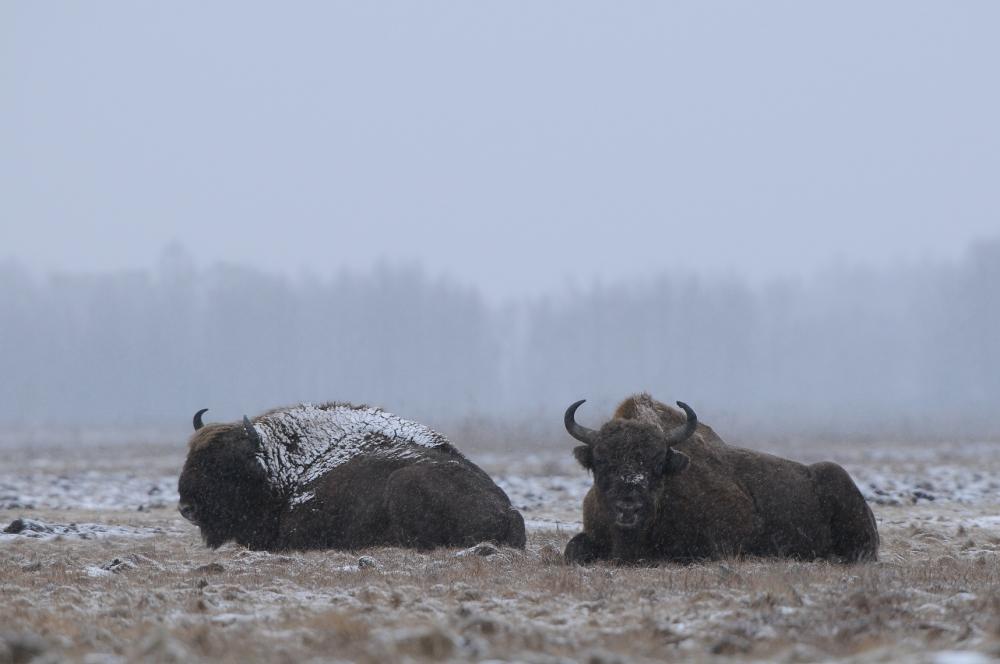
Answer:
[563,394,879,564]
[178,402,526,551]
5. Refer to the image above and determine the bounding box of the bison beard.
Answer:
[178,403,526,551]
[563,394,879,565]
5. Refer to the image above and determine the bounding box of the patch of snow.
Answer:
[622,472,647,486]
[454,542,501,558]
[944,593,977,607]
[850,463,1000,506]
[915,602,947,616]
[289,490,315,508]
[83,566,112,578]
[494,473,590,524]
[357,555,382,570]
[523,518,583,532]
[0,471,177,511]
[1,517,164,542]
[251,403,455,504]
[961,515,1000,528]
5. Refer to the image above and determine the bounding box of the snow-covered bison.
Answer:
[563,394,879,564]
[179,403,526,551]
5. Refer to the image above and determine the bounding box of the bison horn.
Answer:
[564,399,599,446]
[193,408,209,431]
[243,416,262,449]
[663,401,698,445]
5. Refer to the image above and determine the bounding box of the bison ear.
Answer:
[573,445,594,470]
[665,449,690,474]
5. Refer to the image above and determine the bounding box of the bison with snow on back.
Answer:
[563,394,878,564]
[178,403,526,551]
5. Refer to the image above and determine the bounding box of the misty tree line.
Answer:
[0,240,997,438]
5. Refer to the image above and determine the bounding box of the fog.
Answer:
[0,239,997,441]
[2,3,999,441]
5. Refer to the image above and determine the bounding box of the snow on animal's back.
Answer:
[252,402,457,496]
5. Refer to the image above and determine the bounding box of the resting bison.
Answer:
[563,394,878,564]
[178,402,525,551]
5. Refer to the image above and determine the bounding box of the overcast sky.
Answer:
[2,2,998,299]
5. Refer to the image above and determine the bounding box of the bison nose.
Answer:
[178,502,198,524]
[614,499,643,528]
[615,498,642,518]
[615,499,640,514]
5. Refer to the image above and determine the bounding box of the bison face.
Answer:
[178,417,277,549]
[565,400,696,530]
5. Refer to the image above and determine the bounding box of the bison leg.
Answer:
[811,461,880,562]
[564,532,609,565]
[383,464,525,549]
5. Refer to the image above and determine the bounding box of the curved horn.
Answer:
[193,408,209,431]
[243,416,262,448]
[663,401,698,445]
[564,399,599,446]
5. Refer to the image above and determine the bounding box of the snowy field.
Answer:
[2,436,1000,662]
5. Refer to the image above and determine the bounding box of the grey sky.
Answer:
[2,2,998,298]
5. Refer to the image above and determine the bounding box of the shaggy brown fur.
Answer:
[178,404,525,551]
[564,394,879,565]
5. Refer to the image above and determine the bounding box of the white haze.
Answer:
[0,239,998,441]
[1,3,998,441]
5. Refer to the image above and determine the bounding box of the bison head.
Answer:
[565,399,696,530]
[178,411,279,549]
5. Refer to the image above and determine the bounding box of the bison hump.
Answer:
[251,403,454,499]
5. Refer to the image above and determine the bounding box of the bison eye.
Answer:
[653,456,669,476]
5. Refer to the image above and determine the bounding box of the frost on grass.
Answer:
[453,541,501,558]
[852,462,1000,506]
[0,471,177,511]
[2,517,164,541]
[495,473,588,532]
[84,553,164,577]
[250,403,454,506]
[2,438,1000,662]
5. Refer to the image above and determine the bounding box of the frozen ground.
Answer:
[2,437,1000,662]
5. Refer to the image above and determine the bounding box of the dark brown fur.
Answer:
[564,394,879,564]
[178,405,526,551]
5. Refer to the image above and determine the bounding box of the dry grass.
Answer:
[2,442,1000,662]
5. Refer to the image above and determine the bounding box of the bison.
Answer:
[563,394,879,564]
[178,402,525,551]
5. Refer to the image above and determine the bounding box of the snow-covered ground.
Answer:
[2,438,1000,662]
[3,444,996,532]
[0,470,178,512]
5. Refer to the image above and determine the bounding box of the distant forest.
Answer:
[1,239,998,440]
